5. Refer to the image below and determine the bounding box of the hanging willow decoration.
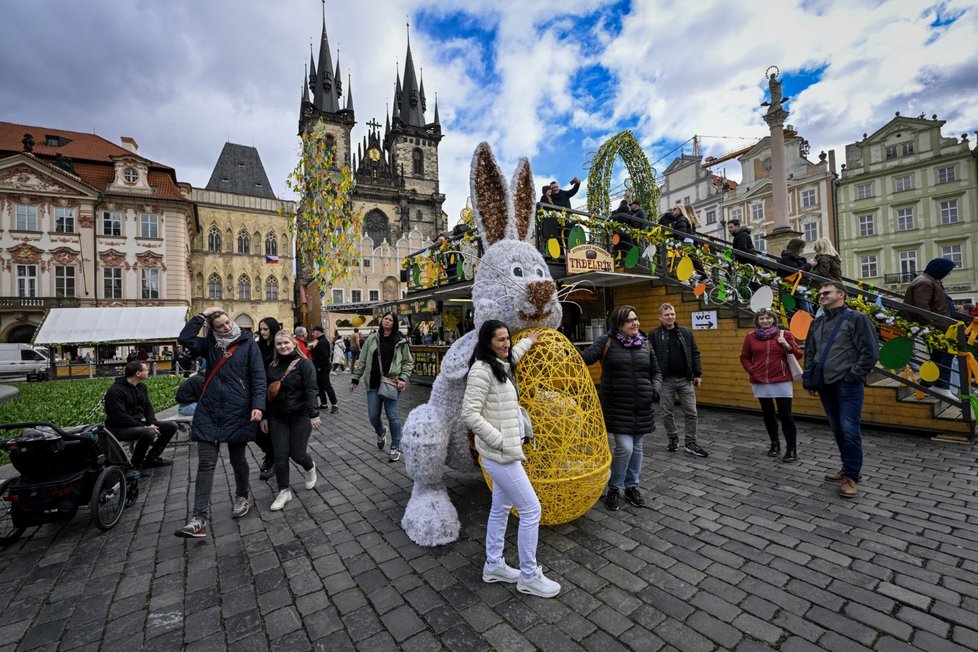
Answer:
[284,122,362,302]
[586,129,659,219]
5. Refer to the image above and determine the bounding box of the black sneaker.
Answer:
[259,456,275,481]
[782,449,798,463]
[624,487,645,507]
[377,425,388,451]
[330,405,339,414]
[605,487,621,511]
[667,439,678,452]
[684,442,709,458]
[388,447,401,462]
[142,456,172,468]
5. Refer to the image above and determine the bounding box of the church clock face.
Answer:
[368,147,381,162]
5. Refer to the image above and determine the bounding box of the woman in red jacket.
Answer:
[740,308,803,462]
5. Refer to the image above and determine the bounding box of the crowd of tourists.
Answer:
[100,203,966,600]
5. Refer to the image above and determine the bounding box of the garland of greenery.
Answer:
[532,208,962,353]
[586,130,660,219]
[284,122,362,302]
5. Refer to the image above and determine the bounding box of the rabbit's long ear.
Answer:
[511,157,534,242]
[470,142,509,246]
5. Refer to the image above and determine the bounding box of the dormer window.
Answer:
[123,167,139,184]
[45,135,70,147]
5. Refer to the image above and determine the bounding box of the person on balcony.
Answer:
[547,178,580,210]
[903,257,957,402]
[803,282,879,499]
[726,218,757,260]
[811,238,843,282]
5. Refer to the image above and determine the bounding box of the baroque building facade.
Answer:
[190,143,295,331]
[657,149,738,241]
[837,115,978,304]
[718,130,837,256]
[295,14,445,326]
[0,121,193,343]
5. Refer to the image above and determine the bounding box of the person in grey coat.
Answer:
[175,307,266,538]
[581,305,662,511]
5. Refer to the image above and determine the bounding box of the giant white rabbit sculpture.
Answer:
[400,143,563,546]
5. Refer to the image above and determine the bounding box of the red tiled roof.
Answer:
[0,121,188,202]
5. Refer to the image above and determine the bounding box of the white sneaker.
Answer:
[516,566,561,598]
[303,463,317,490]
[270,488,293,511]
[934,388,958,403]
[482,561,520,584]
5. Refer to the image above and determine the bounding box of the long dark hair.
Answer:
[469,319,512,384]
[378,311,403,342]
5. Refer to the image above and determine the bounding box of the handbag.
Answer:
[786,349,804,381]
[802,310,851,391]
[267,359,300,402]
[378,376,399,401]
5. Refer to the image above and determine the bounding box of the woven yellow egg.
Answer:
[481,328,610,525]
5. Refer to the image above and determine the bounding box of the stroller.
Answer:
[0,422,139,546]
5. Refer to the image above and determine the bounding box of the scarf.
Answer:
[755,325,779,341]
[213,322,242,351]
[614,330,646,348]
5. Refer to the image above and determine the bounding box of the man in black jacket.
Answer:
[104,360,176,468]
[548,177,581,210]
[726,218,757,259]
[310,326,338,413]
[649,303,708,457]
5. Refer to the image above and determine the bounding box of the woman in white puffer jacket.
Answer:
[461,320,560,599]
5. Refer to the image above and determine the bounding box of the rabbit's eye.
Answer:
[533,265,546,278]
[511,264,524,278]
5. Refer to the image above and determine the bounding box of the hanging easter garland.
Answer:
[284,122,362,303]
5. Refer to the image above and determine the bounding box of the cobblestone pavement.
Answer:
[1,383,977,651]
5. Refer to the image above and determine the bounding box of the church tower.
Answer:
[298,12,355,165]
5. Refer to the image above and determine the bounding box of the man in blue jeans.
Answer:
[803,281,879,498]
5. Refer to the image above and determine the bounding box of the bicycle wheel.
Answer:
[90,466,127,531]
[0,478,25,546]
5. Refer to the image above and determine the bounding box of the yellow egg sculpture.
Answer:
[481,328,610,525]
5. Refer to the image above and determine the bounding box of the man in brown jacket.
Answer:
[903,257,956,402]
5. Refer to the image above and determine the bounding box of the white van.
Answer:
[0,344,50,380]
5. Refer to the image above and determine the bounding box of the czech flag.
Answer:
[265,255,279,264]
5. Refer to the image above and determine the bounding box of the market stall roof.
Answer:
[33,307,189,345]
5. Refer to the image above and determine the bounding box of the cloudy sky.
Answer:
[2,0,975,224]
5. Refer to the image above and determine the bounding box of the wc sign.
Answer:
[691,310,718,330]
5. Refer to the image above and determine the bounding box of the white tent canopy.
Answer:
[33,307,189,345]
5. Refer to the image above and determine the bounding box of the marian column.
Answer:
[762,68,800,255]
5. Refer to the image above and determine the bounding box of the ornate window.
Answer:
[412,148,423,175]
[15,205,38,231]
[55,266,76,298]
[265,276,279,301]
[860,255,878,278]
[803,222,818,242]
[141,269,160,300]
[237,230,251,254]
[55,207,75,233]
[207,226,222,252]
[237,275,251,300]
[104,268,123,299]
[140,213,159,238]
[103,211,122,236]
[896,207,914,231]
[858,215,875,237]
[363,209,390,245]
[16,265,37,298]
[207,274,222,299]
[265,233,278,257]
[940,200,959,224]
[937,166,956,184]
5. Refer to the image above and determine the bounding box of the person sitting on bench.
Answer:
[104,360,176,469]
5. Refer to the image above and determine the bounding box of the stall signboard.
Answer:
[567,244,613,275]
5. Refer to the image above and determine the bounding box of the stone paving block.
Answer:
[876,581,933,610]
[911,631,973,652]
[269,629,313,652]
[843,602,913,641]
[686,610,742,648]
[778,637,824,652]
[731,612,783,646]
[226,608,263,643]
[804,605,877,647]
[894,605,950,638]
[439,623,491,652]
[482,623,534,652]
[654,616,715,652]
[400,631,443,652]
[495,598,541,632]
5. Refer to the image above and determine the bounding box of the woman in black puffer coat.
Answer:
[261,330,320,511]
[254,316,282,479]
[580,305,662,513]
[174,308,266,539]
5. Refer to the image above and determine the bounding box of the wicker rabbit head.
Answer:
[469,143,562,331]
